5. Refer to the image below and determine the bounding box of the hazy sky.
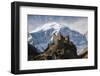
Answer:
[28,15,88,34]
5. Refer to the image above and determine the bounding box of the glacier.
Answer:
[28,22,88,55]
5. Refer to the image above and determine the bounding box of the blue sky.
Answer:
[28,15,88,34]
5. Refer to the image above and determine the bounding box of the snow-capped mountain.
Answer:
[29,22,87,55]
[28,33,34,45]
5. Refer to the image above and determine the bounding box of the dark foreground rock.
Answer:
[31,34,80,60]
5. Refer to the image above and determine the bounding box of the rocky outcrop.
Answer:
[32,33,80,60]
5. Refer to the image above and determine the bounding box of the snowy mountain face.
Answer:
[28,33,34,45]
[29,22,87,55]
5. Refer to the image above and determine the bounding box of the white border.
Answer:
[20,6,95,70]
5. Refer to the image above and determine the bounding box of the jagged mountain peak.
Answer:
[31,22,66,33]
[42,22,64,29]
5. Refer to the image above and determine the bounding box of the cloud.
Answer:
[28,15,88,34]
[65,18,88,34]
